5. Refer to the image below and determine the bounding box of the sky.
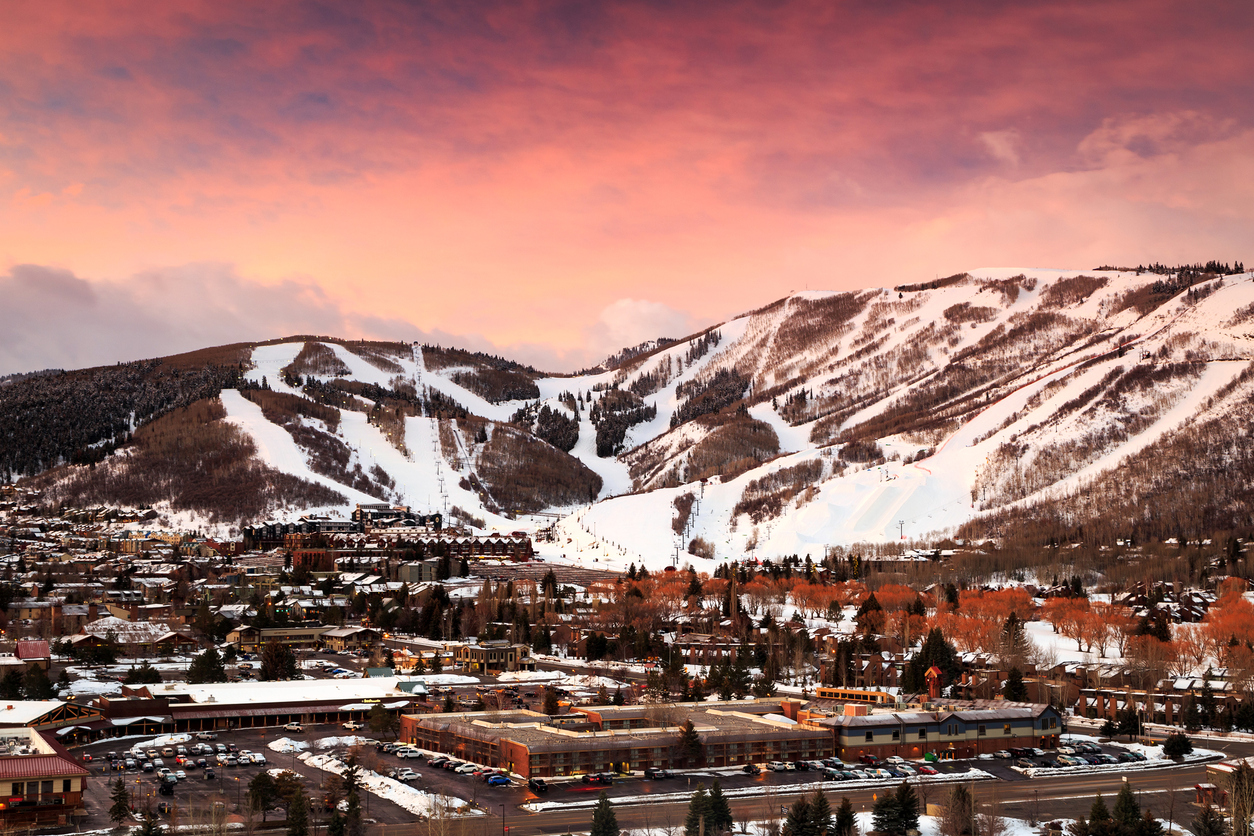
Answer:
[2,0,1253,375]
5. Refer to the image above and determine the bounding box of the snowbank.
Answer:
[297,752,481,818]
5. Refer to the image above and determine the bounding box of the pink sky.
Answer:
[2,1,1252,374]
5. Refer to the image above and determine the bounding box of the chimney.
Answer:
[844,704,869,717]
[781,699,800,721]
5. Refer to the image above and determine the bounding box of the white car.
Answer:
[283,723,305,733]
[343,721,364,731]
[768,761,789,772]
[395,768,418,782]
[456,764,478,774]
[885,756,906,765]
[252,753,267,765]
[896,764,917,776]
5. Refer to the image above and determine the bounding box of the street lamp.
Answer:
[501,803,507,836]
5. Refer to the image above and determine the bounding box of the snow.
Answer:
[129,733,192,753]
[268,738,309,754]
[298,752,480,818]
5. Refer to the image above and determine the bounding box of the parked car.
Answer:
[343,721,364,731]
[821,767,843,780]
[896,764,917,776]
[1013,758,1035,769]
[159,782,175,796]
[885,756,907,765]
[283,723,305,733]
[142,762,155,773]
[1031,748,1046,757]
[456,764,478,774]
[196,732,217,741]
[175,771,187,781]
[645,768,669,779]
[917,765,939,776]
[396,768,419,782]
[205,769,216,780]
[1057,746,1075,755]
[768,761,789,772]
[528,778,549,793]
[428,757,449,768]
[742,764,761,775]
[858,754,880,766]
[993,750,1013,759]
[487,775,510,786]
[253,753,267,765]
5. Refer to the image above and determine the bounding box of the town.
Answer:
[1,488,1252,836]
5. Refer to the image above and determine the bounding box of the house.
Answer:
[73,616,197,657]
[14,641,50,672]
[321,627,381,652]
[454,641,534,673]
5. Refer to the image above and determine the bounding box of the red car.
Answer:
[917,765,939,775]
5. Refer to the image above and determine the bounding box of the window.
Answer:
[41,781,52,796]
[917,729,927,739]
[892,730,900,741]
[12,782,23,797]
[865,731,874,742]
[1003,724,1012,735]
[63,779,71,793]
[977,725,986,736]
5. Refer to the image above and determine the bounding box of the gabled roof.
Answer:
[15,640,50,660]
[0,754,88,780]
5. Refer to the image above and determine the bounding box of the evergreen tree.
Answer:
[940,786,973,836]
[677,719,704,765]
[809,790,833,836]
[834,797,857,836]
[327,811,346,836]
[286,787,310,836]
[442,695,456,713]
[23,666,54,699]
[187,647,228,684]
[708,781,734,833]
[0,669,23,699]
[1163,732,1193,758]
[1138,811,1165,836]
[1090,795,1111,824]
[344,786,364,836]
[1191,804,1227,836]
[591,791,619,836]
[56,669,71,692]
[1113,782,1140,829]
[785,796,816,836]
[1001,613,1030,664]
[685,785,713,836]
[1183,697,1202,732]
[134,809,162,836]
[543,687,560,715]
[612,687,625,706]
[260,640,299,681]
[872,790,903,836]
[1003,668,1028,702]
[894,782,919,835]
[248,772,279,821]
[109,776,131,827]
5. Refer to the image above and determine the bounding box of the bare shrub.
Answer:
[1039,275,1108,308]
[688,537,715,559]
[475,425,602,512]
[672,492,695,534]
[683,414,780,483]
[733,459,825,523]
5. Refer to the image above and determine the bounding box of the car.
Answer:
[896,764,917,776]
[81,753,93,762]
[159,782,175,796]
[1013,758,1035,769]
[742,764,761,775]
[872,768,894,780]
[176,746,188,756]
[175,771,187,781]
[196,732,217,741]
[858,754,880,766]
[157,767,172,778]
[821,767,843,780]
[396,768,419,782]
[581,773,613,784]
[881,767,903,779]
[1031,748,1046,757]
[196,759,208,769]
[343,721,364,731]
[1127,751,1147,762]
[768,761,789,772]
[427,757,448,768]
[993,750,1012,759]
[225,757,238,767]
[252,753,267,765]
[885,756,907,765]
[284,723,305,733]
[161,747,175,758]
[142,762,155,772]
[443,761,463,771]
[204,769,216,780]
[528,778,549,793]
[645,768,668,779]
[456,764,478,774]
[1057,746,1075,755]
[1081,743,1102,754]
[125,759,138,770]
[917,765,939,776]
[397,747,422,759]
[488,775,510,786]
[842,771,863,781]
[1037,760,1059,768]
[215,744,227,754]
[227,743,239,753]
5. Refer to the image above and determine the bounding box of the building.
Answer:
[226,626,330,652]
[71,617,198,657]
[321,627,381,652]
[400,699,831,778]
[811,702,1062,761]
[453,641,534,674]
[0,727,89,828]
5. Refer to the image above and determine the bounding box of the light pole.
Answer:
[501,804,506,836]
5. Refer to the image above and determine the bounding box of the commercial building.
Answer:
[0,727,89,828]
[453,641,534,674]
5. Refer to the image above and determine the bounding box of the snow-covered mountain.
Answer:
[18,266,1254,571]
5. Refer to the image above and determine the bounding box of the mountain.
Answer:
[6,265,1254,568]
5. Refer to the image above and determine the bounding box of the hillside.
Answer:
[9,266,1254,568]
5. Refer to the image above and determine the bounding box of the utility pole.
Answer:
[898,520,905,540]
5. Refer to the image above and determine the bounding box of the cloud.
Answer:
[584,299,701,366]
[979,130,1021,167]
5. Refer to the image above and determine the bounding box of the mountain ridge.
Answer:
[7,265,1254,569]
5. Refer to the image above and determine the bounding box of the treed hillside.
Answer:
[7,264,1254,558]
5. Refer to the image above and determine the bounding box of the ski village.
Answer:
[3,267,1254,836]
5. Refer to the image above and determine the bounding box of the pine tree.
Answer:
[939,785,972,836]
[108,776,131,826]
[327,811,346,836]
[344,786,364,836]
[1113,782,1140,828]
[685,785,713,836]
[187,647,228,684]
[1138,810,1165,836]
[1090,795,1111,824]
[809,790,833,836]
[708,781,733,833]
[894,782,919,835]
[1192,804,1227,836]
[785,796,816,836]
[677,719,704,765]
[612,687,625,706]
[135,810,162,836]
[591,791,619,836]
[543,687,560,715]
[834,797,857,836]
[1003,668,1028,702]
[872,791,902,836]
[286,787,309,836]
[1163,731,1193,758]
[0,669,24,699]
